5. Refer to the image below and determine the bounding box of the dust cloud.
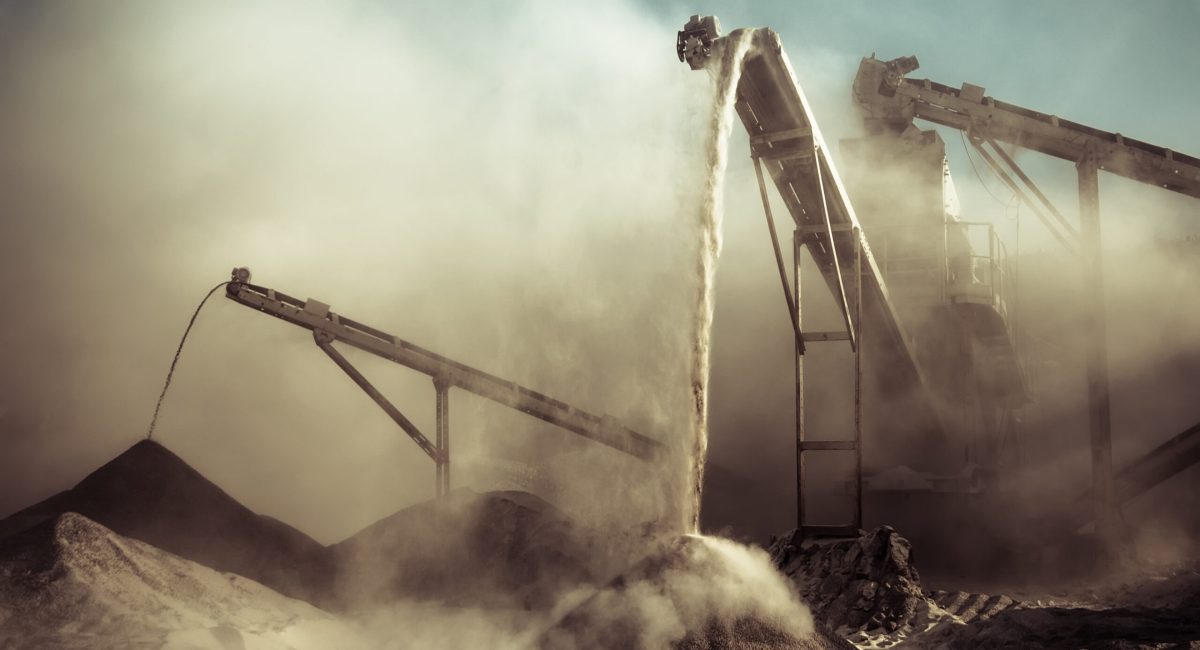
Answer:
[2,0,1197,632]
[823,120,1200,577]
[0,0,717,542]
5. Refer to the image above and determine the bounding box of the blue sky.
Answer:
[644,1,1200,248]
[643,1,1198,142]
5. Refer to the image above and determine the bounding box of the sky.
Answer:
[0,0,1196,545]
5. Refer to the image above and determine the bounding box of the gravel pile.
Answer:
[768,526,929,635]
[0,512,361,648]
[331,488,596,609]
[0,439,331,604]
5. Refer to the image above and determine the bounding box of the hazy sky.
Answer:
[1,0,1196,544]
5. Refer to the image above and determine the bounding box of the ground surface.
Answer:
[0,513,363,649]
[2,440,1198,649]
[768,525,1200,649]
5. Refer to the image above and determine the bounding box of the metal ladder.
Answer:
[792,223,865,537]
[750,135,865,538]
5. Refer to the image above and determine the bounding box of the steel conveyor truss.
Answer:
[225,271,662,497]
[680,18,948,537]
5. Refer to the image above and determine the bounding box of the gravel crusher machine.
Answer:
[678,16,1200,561]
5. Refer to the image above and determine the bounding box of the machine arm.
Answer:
[856,56,1200,198]
[682,23,947,435]
[225,276,662,461]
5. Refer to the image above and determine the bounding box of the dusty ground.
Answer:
[0,441,852,649]
[0,513,363,649]
[769,525,1200,649]
[3,440,1197,649]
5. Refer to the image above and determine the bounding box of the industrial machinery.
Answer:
[842,65,1030,489]
[677,16,1200,551]
[224,269,662,497]
[851,54,1200,545]
[679,16,951,537]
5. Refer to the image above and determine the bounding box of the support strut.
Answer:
[754,154,806,355]
[791,227,865,537]
[968,138,1079,256]
[812,144,857,352]
[1077,152,1115,550]
[435,378,450,498]
[316,330,444,470]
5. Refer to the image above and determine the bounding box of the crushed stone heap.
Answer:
[0,439,330,604]
[0,512,360,649]
[768,526,927,635]
[330,488,595,609]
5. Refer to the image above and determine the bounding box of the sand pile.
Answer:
[0,439,330,604]
[540,534,849,650]
[331,489,596,609]
[0,512,363,649]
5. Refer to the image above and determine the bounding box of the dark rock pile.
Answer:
[1,439,875,649]
[330,488,596,609]
[0,439,616,612]
[0,439,331,604]
[768,526,927,634]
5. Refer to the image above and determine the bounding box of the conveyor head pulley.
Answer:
[677,15,722,70]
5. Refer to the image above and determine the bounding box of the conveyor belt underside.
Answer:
[732,29,946,436]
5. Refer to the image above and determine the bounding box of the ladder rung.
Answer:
[797,222,856,235]
[800,525,862,538]
[754,148,814,163]
[750,126,812,146]
[804,330,849,342]
[798,440,856,451]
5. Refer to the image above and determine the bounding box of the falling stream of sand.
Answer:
[687,29,753,533]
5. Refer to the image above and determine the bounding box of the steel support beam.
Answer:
[812,143,857,352]
[1077,152,1115,550]
[790,227,865,534]
[853,229,864,531]
[985,138,1079,239]
[755,154,805,355]
[225,282,662,461]
[794,230,806,531]
[313,330,441,463]
[969,139,1080,256]
[435,379,450,497]
[892,77,1200,198]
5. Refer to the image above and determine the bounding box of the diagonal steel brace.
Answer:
[313,329,442,462]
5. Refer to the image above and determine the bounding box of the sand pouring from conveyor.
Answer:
[678,16,950,538]
[223,268,663,498]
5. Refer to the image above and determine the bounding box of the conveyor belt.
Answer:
[226,281,662,461]
[726,28,947,436]
[1060,419,1200,534]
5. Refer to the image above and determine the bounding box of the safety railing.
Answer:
[946,221,1010,318]
[866,220,1011,321]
